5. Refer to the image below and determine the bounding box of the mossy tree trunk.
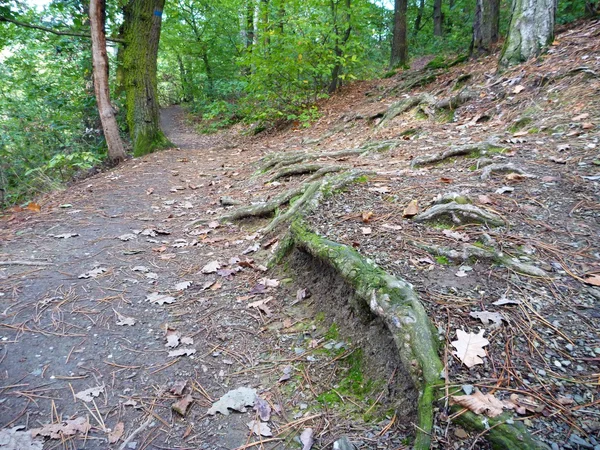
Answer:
[472,0,500,54]
[390,0,408,68]
[122,0,170,157]
[499,0,555,67]
[89,0,126,162]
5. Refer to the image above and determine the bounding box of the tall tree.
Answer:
[328,0,352,93]
[390,0,408,68]
[471,0,500,54]
[122,0,170,156]
[499,0,555,67]
[433,0,443,36]
[89,0,126,162]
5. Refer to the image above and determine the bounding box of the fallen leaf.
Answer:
[582,122,595,130]
[495,186,514,194]
[208,221,220,229]
[512,130,528,137]
[146,292,176,305]
[505,173,526,181]
[584,274,600,287]
[78,267,107,279]
[201,260,221,274]
[174,281,192,291]
[361,227,372,235]
[107,422,124,444]
[248,420,273,437]
[454,428,469,439]
[51,233,79,239]
[451,390,508,417]
[301,428,314,450]
[381,223,402,231]
[451,329,489,368]
[31,417,91,439]
[181,336,194,345]
[572,113,589,121]
[115,311,136,326]
[470,311,504,327]
[279,366,292,382]
[362,211,373,223]
[207,387,257,415]
[26,202,41,212]
[168,348,196,357]
[243,242,260,254]
[165,333,180,348]
[254,396,272,421]
[172,394,194,416]
[439,177,453,183]
[0,426,44,450]
[403,199,419,218]
[492,297,520,306]
[132,266,149,273]
[118,233,137,241]
[513,85,525,94]
[442,229,469,241]
[258,277,279,288]
[152,245,167,253]
[75,385,104,403]
[369,186,390,194]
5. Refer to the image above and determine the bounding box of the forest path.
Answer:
[1,107,391,449]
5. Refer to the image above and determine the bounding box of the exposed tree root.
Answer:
[411,139,503,168]
[382,69,441,98]
[258,141,399,174]
[378,94,435,128]
[455,410,550,450]
[414,202,505,227]
[267,163,344,183]
[410,241,548,277]
[378,89,475,128]
[283,219,443,450]
[480,163,535,180]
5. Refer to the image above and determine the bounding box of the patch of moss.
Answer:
[354,175,370,183]
[383,69,397,79]
[315,311,326,322]
[425,56,447,70]
[508,116,533,133]
[435,255,451,265]
[436,109,455,123]
[325,323,340,340]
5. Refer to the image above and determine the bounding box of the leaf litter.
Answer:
[451,329,489,368]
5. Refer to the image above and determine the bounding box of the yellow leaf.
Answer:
[403,200,419,218]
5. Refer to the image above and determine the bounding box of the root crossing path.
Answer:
[0,107,413,450]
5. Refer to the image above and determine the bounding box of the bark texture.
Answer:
[89,0,126,162]
[390,0,408,68]
[433,0,443,36]
[123,0,170,156]
[472,0,500,54]
[499,0,555,67]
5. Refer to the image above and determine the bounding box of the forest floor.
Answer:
[1,18,600,450]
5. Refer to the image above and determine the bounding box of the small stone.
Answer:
[566,343,575,352]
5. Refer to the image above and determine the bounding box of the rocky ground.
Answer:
[1,18,600,450]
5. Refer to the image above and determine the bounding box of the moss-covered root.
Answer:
[288,220,443,449]
[410,139,502,168]
[414,202,505,227]
[455,410,550,450]
[268,163,344,183]
[480,163,535,180]
[261,170,369,234]
[378,93,435,128]
[410,241,548,277]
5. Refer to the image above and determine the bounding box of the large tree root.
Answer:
[480,163,535,180]
[258,141,400,174]
[411,241,548,277]
[282,220,443,450]
[411,139,503,168]
[414,202,506,227]
[267,163,344,183]
[378,89,475,128]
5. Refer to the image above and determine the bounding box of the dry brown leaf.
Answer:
[26,202,41,212]
[451,390,509,418]
[583,274,600,287]
[31,417,91,439]
[172,394,194,416]
[572,113,589,121]
[107,422,124,444]
[513,85,525,94]
[451,329,489,368]
[403,199,419,218]
[362,211,373,223]
[477,194,492,204]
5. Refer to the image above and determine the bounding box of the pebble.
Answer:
[566,343,574,352]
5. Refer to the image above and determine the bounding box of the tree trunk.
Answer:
[246,0,254,49]
[433,0,443,36]
[390,0,408,68]
[499,0,555,68]
[122,0,169,157]
[176,53,193,103]
[328,0,352,94]
[413,0,425,38]
[89,0,126,163]
[472,0,500,54]
[201,50,214,96]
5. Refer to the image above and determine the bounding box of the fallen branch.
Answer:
[118,417,152,450]
[413,202,505,227]
[0,260,53,266]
